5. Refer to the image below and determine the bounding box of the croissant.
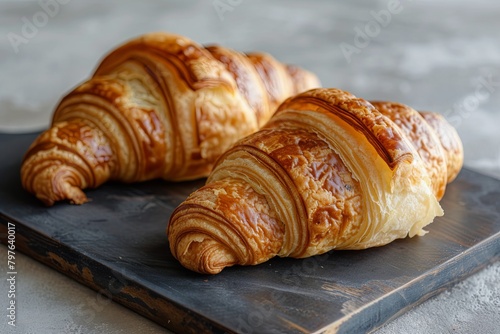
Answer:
[20,32,320,206]
[167,88,463,274]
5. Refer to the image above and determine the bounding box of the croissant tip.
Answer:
[36,192,89,207]
[69,196,90,205]
[173,238,238,275]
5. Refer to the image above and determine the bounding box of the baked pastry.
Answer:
[168,88,463,274]
[21,32,320,206]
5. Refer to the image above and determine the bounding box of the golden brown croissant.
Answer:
[167,88,463,274]
[20,32,320,206]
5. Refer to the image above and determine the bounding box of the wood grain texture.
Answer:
[1,133,499,334]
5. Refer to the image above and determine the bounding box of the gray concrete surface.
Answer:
[1,0,499,333]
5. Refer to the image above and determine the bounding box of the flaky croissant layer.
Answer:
[21,32,320,206]
[167,88,464,274]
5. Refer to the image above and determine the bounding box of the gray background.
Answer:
[1,0,499,333]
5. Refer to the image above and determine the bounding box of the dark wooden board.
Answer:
[1,132,499,334]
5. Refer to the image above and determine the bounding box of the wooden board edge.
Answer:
[317,232,500,334]
[0,214,234,334]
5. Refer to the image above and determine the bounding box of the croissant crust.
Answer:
[20,32,320,206]
[168,88,464,274]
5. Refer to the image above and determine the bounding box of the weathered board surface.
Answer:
[0,132,499,334]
